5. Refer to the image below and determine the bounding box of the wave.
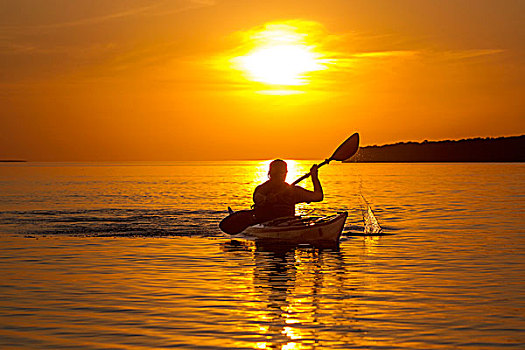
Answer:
[0,208,228,237]
[1,208,392,238]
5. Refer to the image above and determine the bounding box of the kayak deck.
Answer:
[243,211,348,243]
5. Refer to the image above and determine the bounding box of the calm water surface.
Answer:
[0,162,524,349]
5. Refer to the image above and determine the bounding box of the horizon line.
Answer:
[2,133,523,163]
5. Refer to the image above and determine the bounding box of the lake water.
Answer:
[0,161,524,349]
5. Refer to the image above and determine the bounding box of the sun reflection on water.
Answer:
[221,241,349,350]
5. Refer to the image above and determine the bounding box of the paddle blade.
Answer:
[219,209,256,234]
[330,132,360,161]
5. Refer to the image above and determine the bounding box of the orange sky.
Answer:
[1,0,524,161]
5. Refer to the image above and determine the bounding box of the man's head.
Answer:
[268,159,287,182]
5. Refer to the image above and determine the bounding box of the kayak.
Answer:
[243,211,348,244]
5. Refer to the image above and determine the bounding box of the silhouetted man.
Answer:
[253,159,323,223]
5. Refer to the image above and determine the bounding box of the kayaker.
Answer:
[253,159,323,222]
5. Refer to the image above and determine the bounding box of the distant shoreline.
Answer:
[2,135,524,163]
[345,160,525,163]
[345,135,525,163]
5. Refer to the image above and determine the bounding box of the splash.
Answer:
[361,195,383,235]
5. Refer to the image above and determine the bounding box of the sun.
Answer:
[236,45,322,86]
[231,23,330,88]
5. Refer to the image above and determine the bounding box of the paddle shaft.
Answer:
[291,158,331,186]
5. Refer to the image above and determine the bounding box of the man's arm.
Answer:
[310,164,324,201]
[253,185,266,205]
[294,164,323,203]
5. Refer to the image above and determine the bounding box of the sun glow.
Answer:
[236,44,324,86]
[231,22,330,92]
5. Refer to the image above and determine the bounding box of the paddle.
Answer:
[291,132,360,185]
[219,133,360,234]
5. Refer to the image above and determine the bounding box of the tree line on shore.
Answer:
[345,135,525,162]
